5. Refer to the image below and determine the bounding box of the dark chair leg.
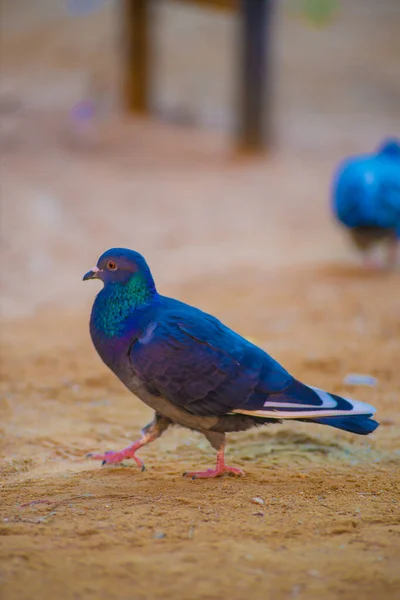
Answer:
[123,0,151,114]
[237,0,275,154]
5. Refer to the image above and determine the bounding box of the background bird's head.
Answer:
[376,137,400,158]
[83,248,156,290]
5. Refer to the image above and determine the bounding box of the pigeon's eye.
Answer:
[106,260,117,271]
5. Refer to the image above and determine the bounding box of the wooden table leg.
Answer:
[236,0,274,154]
[123,0,151,114]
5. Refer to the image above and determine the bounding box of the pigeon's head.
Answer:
[83,248,156,290]
[376,137,400,158]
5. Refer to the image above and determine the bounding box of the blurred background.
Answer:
[1,0,399,318]
[2,4,400,600]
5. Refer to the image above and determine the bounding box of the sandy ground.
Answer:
[1,119,400,600]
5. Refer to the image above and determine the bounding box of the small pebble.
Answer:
[343,374,378,387]
[251,497,265,506]
[89,399,110,407]
[153,530,166,539]
[308,570,320,578]
[292,584,302,597]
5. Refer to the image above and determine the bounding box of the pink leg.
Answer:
[362,253,381,270]
[386,238,399,269]
[87,414,171,471]
[183,444,245,479]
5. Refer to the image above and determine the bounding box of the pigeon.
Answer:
[331,137,400,268]
[83,248,379,478]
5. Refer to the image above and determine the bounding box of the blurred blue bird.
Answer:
[83,248,379,479]
[332,137,400,268]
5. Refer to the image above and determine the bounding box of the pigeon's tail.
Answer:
[233,380,379,435]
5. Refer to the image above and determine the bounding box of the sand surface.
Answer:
[1,119,400,600]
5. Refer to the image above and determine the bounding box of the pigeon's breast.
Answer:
[90,324,131,370]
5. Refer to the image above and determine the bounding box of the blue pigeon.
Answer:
[83,248,379,478]
[331,137,400,268]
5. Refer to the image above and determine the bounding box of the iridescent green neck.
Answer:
[92,275,156,338]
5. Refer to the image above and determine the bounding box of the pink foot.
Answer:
[184,465,245,479]
[386,239,399,270]
[87,417,170,472]
[87,440,145,470]
[363,256,381,270]
[183,445,245,479]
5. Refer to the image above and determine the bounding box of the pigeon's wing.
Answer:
[129,301,292,417]
[129,300,379,435]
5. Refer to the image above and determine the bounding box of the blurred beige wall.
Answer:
[1,1,399,318]
[0,0,399,146]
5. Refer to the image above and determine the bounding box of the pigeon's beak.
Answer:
[83,266,101,281]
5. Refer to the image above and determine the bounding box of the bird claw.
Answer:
[183,465,245,479]
[88,443,145,469]
[362,256,382,271]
